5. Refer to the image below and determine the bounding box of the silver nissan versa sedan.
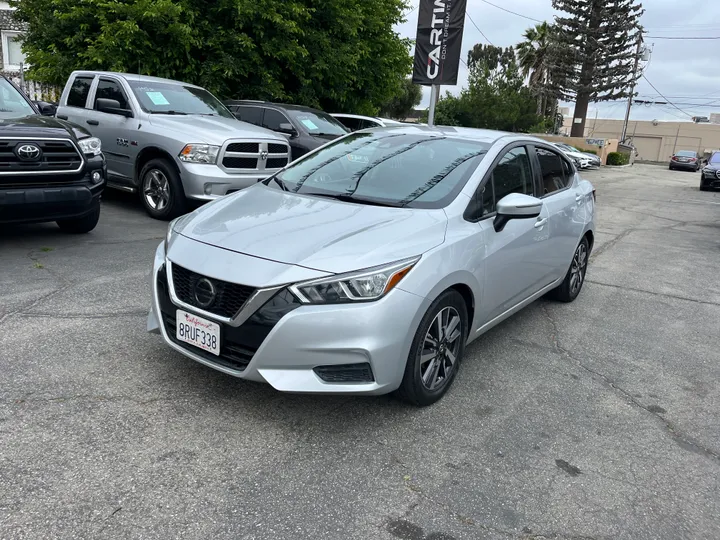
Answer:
[147,126,596,406]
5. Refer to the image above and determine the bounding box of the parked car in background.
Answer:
[56,72,290,220]
[148,127,596,406]
[0,75,106,233]
[331,113,404,131]
[224,100,348,159]
[553,142,601,169]
[669,150,700,171]
[699,152,720,191]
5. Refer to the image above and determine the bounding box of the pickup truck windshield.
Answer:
[127,81,234,118]
[0,78,35,119]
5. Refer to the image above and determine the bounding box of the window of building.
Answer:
[2,31,25,71]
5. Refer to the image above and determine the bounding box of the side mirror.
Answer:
[34,101,57,116]
[494,193,543,233]
[96,98,133,118]
[277,122,297,137]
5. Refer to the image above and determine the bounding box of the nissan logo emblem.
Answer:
[193,278,217,308]
[15,143,42,162]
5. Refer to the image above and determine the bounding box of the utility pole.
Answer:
[428,85,439,126]
[620,33,643,144]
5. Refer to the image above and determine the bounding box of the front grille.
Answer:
[267,157,288,169]
[227,142,259,153]
[223,157,258,169]
[0,138,83,174]
[221,140,290,172]
[156,268,302,373]
[268,143,287,153]
[716,170,720,179]
[314,363,375,383]
[171,263,255,318]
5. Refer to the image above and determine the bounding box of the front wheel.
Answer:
[551,237,589,303]
[397,290,468,406]
[56,202,100,234]
[139,158,186,220]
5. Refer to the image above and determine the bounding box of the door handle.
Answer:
[86,119,99,126]
[57,114,68,120]
[534,217,548,228]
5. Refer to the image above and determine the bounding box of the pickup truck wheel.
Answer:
[140,159,186,220]
[56,202,100,234]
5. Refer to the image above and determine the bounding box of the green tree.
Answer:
[551,0,644,136]
[12,0,412,115]
[379,78,422,120]
[435,44,542,132]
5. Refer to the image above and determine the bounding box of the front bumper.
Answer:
[0,155,106,224]
[147,242,430,395]
[701,172,720,189]
[178,162,273,201]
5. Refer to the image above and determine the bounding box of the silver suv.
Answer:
[56,71,291,219]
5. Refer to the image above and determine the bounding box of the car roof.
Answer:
[69,71,203,88]
[331,113,382,121]
[224,100,326,114]
[350,125,546,145]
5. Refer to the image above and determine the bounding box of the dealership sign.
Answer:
[412,0,467,86]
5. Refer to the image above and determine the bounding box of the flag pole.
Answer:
[428,85,439,126]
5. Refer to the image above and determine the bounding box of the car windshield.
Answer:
[0,78,35,119]
[268,132,488,208]
[128,80,233,118]
[709,153,720,164]
[286,109,349,136]
[676,151,696,157]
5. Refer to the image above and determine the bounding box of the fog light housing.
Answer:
[204,184,212,195]
[91,171,102,184]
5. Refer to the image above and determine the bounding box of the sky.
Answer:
[396,0,720,122]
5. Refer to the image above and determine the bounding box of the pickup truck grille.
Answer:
[0,138,83,175]
[220,140,290,173]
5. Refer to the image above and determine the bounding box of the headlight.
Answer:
[78,137,102,156]
[289,257,419,304]
[163,216,183,254]
[179,144,220,164]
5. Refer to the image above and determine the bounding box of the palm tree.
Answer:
[516,22,555,116]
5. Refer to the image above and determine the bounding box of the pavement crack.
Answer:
[539,304,720,465]
[589,228,633,259]
[6,394,185,406]
[0,282,73,326]
[586,280,720,307]
[17,310,148,320]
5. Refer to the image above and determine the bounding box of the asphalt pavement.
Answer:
[1,165,719,539]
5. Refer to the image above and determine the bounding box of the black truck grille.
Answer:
[157,267,302,372]
[171,263,255,318]
[0,139,82,174]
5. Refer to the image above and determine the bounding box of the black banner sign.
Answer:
[412,0,467,86]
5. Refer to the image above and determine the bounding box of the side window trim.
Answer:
[463,141,530,223]
[94,77,132,113]
[531,143,574,199]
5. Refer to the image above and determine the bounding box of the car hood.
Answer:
[148,114,284,144]
[0,114,91,139]
[174,185,448,274]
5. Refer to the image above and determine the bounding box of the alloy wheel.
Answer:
[143,169,170,212]
[420,306,462,391]
[570,242,588,296]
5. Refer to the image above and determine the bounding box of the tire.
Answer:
[397,290,468,407]
[139,158,186,220]
[551,237,589,303]
[56,202,100,234]
[669,165,673,170]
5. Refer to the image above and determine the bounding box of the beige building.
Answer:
[561,117,720,162]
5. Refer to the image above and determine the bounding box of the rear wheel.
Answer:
[551,237,589,303]
[139,158,186,220]
[56,202,101,234]
[397,290,468,406]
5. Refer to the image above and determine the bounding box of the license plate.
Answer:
[176,309,220,356]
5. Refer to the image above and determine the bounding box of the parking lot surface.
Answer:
[2,165,719,539]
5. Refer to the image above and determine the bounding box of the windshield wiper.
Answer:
[149,110,188,115]
[301,192,399,207]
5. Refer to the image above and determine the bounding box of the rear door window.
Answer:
[235,106,263,126]
[535,147,572,195]
[66,76,94,108]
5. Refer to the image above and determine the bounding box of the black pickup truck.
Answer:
[0,76,106,233]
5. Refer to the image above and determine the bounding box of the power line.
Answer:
[466,12,494,45]
[641,75,694,118]
[477,0,543,23]
[646,35,720,40]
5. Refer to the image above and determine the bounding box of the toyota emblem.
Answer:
[260,150,268,161]
[193,278,217,308]
[15,143,42,162]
